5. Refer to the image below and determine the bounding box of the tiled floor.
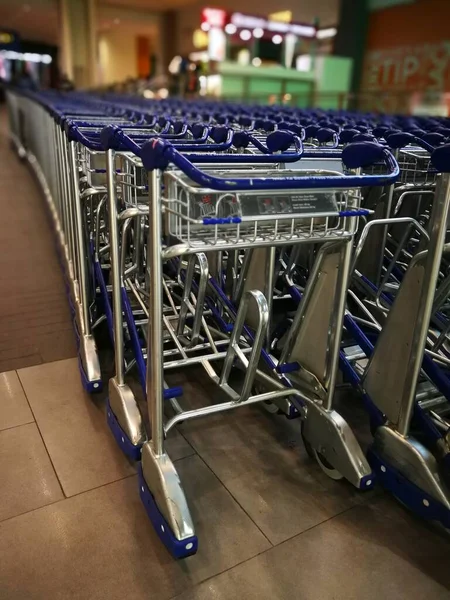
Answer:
[0,357,449,600]
[1,108,450,599]
[0,109,76,373]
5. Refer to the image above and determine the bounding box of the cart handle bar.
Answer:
[100,125,303,163]
[139,139,399,191]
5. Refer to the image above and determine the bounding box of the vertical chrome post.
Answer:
[106,149,125,385]
[397,172,450,436]
[264,246,276,350]
[69,142,90,335]
[375,148,398,286]
[323,235,354,410]
[146,169,165,456]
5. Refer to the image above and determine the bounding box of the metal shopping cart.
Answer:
[98,137,398,557]
[9,87,450,556]
[339,141,450,529]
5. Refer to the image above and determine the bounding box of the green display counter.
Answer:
[217,56,353,109]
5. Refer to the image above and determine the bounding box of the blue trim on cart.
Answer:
[77,355,103,394]
[138,463,198,559]
[368,447,450,528]
[106,397,142,461]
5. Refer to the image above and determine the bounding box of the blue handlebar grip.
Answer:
[190,123,207,139]
[316,128,338,144]
[421,132,446,147]
[339,129,359,144]
[238,116,253,128]
[232,131,250,149]
[352,133,376,143]
[342,141,385,169]
[172,121,187,135]
[386,132,416,149]
[211,126,230,144]
[431,144,450,173]
[372,126,390,139]
[278,122,305,139]
[305,124,320,139]
[266,130,297,153]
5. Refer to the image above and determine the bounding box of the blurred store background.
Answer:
[0,0,449,114]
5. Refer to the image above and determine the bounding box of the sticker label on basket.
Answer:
[290,193,338,214]
[238,193,338,217]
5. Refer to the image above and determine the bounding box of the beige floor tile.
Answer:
[0,458,269,600]
[0,423,63,521]
[18,359,135,496]
[174,499,450,600]
[0,370,33,430]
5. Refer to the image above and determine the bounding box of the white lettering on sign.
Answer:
[230,12,316,38]
[362,41,450,92]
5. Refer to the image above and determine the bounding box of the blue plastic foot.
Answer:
[368,448,450,527]
[78,356,102,394]
[359,472,375,491]
[106,398,142,461]
[138,463,198,559]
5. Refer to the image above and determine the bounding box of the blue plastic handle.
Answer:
[203,217,242,225]
[231,130,302,155]
[140,139,399,190]
[316,128,339,146]
[339,129,359,144]
[98,124,233,153]
[431,144,450,173]
[339,209,371,217]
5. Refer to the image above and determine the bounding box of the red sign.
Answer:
[362,41,450,92]
[201,8,227,28]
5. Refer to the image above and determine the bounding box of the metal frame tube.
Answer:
[398,173,450,435]
[69,142,91,334]
[146,170,165,456]
[106,149,126,384]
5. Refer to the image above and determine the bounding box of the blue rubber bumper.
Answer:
[368,447,450,528]
[138,463,198,559]
[106,397,142,461]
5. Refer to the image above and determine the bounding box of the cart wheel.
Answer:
[253,383,281,415]
[301,421,344,480]
[262,400,280,414]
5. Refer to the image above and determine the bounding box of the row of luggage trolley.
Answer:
[6,88,450,558]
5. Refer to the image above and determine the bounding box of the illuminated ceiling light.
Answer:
[24,52,40,62]
[253,27,264,38]
[239,29,252,41]
[252,57,262,67]
[317,27,337,39]
[272,34,283,44]
[168,55,182,74]
[193,28,208,48]
[269,10,292,23]
[113,18,120,25]
[225,23,237,35]
[1,50,52,63]
[201,22,210,32]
